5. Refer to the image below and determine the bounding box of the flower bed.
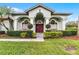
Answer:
[63,36,79,40]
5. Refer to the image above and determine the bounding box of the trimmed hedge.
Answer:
[7,31,33,38]
[62,30,77,36]
[44,31,63,38]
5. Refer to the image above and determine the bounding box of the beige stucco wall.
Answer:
[29,7,51,18]
[1,20,10,31]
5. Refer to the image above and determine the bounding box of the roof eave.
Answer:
[52,13,72,16]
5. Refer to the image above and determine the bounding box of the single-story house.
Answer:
[0,4,71,33]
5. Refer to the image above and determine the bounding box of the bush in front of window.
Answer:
[46,24,51,30]
[28,24,33,29]
[7,30,33,38]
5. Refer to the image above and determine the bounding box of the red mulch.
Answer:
[63,36,79,40]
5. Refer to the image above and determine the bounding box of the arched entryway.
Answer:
[35,12,44,33]
[36,21,44,33]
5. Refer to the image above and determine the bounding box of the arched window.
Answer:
[17,17,30,31]
[35,12,44,23]
[18,17,30,23]
[49,17,62,22]
[49,20,57,24]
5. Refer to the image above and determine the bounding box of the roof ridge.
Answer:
[25,3,55,13]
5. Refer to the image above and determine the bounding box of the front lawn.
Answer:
[0,39,79,55]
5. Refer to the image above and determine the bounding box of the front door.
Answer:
[36,24,43,33]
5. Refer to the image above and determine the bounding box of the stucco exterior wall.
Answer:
[29,7,51,18]
[1,20,10,31]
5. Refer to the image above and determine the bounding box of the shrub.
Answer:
[46,24,51,29]
[27,30,33,38]
[62,30,77,36]
[32,32,36,38]
[28,24,33,29]
[7,31,21,37]
[0,31,5,34]
[7,31,33,38]
[44,31,63,38]
[46,30,51,32]
[20,32,27,38]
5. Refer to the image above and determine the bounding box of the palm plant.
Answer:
[0,6,14,31]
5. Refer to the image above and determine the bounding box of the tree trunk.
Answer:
[0,15,9,31]
[1,22,9,30]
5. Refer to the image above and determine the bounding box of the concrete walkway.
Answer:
[36,33,44,40]
[0,39,44,42]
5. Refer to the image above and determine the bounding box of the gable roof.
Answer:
[10,4,71,16]
[25,4,55,14]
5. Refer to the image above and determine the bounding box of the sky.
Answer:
[0,3,79,21]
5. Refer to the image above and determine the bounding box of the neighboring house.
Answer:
[0,4,71,33]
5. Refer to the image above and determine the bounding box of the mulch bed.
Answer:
[63,36,79,40]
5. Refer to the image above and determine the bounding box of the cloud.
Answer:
[11,7,24,12]
[7,6,24,13]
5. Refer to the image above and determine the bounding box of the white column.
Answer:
[14,20,18,31]
[44,20,46,32]
[45,18,49,24]
[77,16,79,36]
[30,17,34,24]
[30,17,35,32]
[62,17,67,30]
[62,21,65,30]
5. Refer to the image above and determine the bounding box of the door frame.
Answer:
[36,24,44,33]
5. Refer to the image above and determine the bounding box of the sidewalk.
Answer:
[0,39,44,42]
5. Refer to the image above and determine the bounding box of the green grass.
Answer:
[0,39,79,55]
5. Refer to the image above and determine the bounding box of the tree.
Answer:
[66,21,77,27]
[0,6,14,31]
[66,21,77,31]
